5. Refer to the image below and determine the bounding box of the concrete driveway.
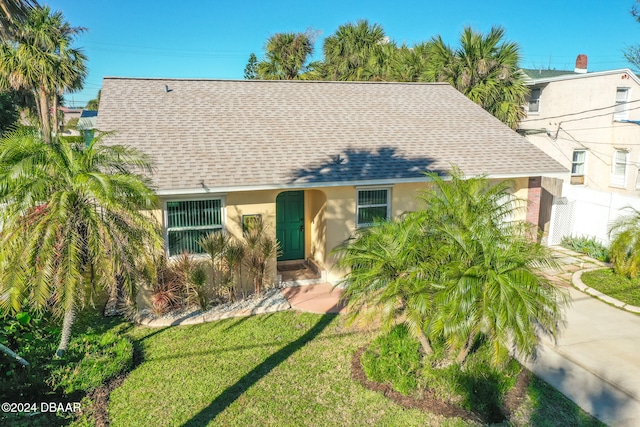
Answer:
[521,283,640,426]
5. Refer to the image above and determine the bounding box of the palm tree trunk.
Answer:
[417,332,433,355]
[55,306,75,358]
[37,88,52,143]
[455,333,475,365]
[51,93,59,136]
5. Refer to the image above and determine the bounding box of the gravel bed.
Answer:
[138,288,290,325]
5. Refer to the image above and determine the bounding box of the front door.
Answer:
[276,191,304,261]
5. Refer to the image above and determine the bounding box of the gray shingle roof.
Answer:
[97,78,566,192]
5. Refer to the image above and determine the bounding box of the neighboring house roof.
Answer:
[522,68,640,86]
[97,77,567,194]
[522,68,577,80]
[78,110,97,131]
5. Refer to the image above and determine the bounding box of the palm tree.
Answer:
[417,169,567,365]
[320,20,387,81]
[334,218,436,354]
[424,26,528,129]
[0,129,162,357]
[257,32,314,80]
[0,6,86,142]
[0,0,38,40]
[608,207,640,278]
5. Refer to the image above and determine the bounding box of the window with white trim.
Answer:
[614,87,630,121]
[570,150,586,185]
[611,150,629,187]
[356,188,390,226]
[166,199,223,255]
[528,88,541,113]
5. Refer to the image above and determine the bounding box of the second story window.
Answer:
[528,88,541,113]
[611,149,629,187]
[570,150,586,184]
[614,87,630,121]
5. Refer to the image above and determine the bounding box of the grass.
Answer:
[109,311,603,427]
[581,268,640,307]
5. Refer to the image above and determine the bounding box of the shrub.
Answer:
[560,235,610,262]
[361,325,421,395]
[609,208,640,278]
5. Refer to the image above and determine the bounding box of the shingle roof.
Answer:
[522,68,577,80]
[97,78,566,192]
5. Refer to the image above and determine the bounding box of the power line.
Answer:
[519,99,640,123]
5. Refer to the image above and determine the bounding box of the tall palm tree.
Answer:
[0,0,38,40]
[0,6,86,142]
[320,20,387,81]
[257,32,314,80]
[424,26,527,129]
[0,129,163,357]
[417,169,568,365]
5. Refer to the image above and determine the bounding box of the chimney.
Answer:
[574,54,588,74]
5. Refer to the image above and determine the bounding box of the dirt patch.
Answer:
[350,346,531,424]
[81,373,126,427]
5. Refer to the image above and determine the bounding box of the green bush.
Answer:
[560,235,610,262]
[361,324,421,395]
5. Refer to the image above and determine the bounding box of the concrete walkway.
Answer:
[281,283,347,314]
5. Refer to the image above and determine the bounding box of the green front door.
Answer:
[276,191,305,261]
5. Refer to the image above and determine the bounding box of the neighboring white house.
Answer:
[519,56,640,244]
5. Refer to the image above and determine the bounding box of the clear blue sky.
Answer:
[51,0,640,107]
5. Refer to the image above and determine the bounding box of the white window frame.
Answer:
[164,196,226,256]
[571,149,587,176]
[614,87,630,121]
[528,87,541,114]
[611,149,629,188]
[356,186,391,227]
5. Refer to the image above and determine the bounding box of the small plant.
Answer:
[224,240,246,300]
[609,208,640,278]
[560,235,610,262]
[149,255,185,315]
[187,265,209,311]
[243,217,280,295]
[361,324,421,395]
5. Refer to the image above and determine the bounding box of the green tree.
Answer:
[320,20,387,81]
[244,52,258,80]
[85,89,100,110]
[0,6,87,142]
[0,129,162,357]
[334,218,436,355]
[335,168,567,367]
[0,0,38,40]
[608,207,640,278]
[424,26,528,129]
[257,32,314,80]
[418,170,567,365]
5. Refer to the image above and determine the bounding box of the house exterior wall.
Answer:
[522,71,640,196]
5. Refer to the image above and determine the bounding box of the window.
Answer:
[357,188,390,226]
[166,199,223,255]
[570,150,586,184]
[611,150,629,187]
[614,87,630,121]
[528,88,541,113]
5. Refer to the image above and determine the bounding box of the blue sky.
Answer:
[52,0,640,107]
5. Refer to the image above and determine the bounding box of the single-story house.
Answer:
[97,78,567,290]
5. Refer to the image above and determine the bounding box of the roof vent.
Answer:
[164,84,172,93]
[574,54,588,74]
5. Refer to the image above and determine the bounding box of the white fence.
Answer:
[547,182,640,245]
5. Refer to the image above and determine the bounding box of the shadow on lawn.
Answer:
[180,314,336,427]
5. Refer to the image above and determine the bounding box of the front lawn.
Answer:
[109,311,602,427]
[581,268,640,307]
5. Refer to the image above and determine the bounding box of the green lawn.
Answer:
[108,311,602,427]
[581,268,640,307]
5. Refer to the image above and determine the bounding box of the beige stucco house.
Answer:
[520,63,640,195]
[97,78,566,287]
